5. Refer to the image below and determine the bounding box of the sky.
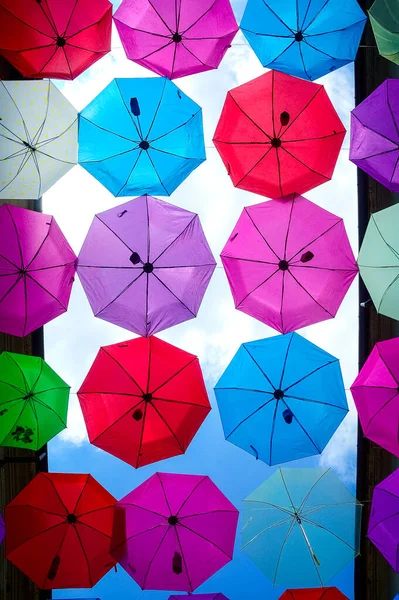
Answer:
[43,1,360,598]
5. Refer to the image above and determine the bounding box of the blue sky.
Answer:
[44,1,359,598]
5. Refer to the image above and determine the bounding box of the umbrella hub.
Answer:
[172,32,182,43]
[143,262,154,274]
[295,31,304,42]
[271,137,282,149]
[22,140,36,151]
[294,511,302,524]
[168,515,179,526]
[278,259,289,271]
[66,513,77,524]
[56,36,66,47]
[23,392,34,401]
[139,140,150,150]
[143,393,152,402]
[18,268,28,276]
[273,389,284,400]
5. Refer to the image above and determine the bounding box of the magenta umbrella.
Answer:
[221,193,358,333]
[111,472,238,591]
[113,0,238,79]
[368,468,399,572]
[351,336,399,457]
[0,513,4,545]
[77,195,216,337]
[0,204,76,337]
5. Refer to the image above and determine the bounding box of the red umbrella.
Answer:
[5,473,116,589]
[213,70,345,198]
[78,336,211,468]
[0,0,112,79]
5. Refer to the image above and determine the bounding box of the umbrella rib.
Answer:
[175,527,194,591]
[226,398,275,440]
[148,0,174,33]
[31,149,43,197]
[152,272,196,317]
[241,515,294,550]
[297,469,331,514]
[275,148,284,196]
[170,39,179,79]
[35,46,60,79]
[153,396,210,409]
[301,501,361,518]
[283,195,296,262]
[351,112,398,145]
[216,387,274,395]
[364,390,398,434]
[386,83,399,139]
[116,149,145,197]
[25,221,52,271]
[75,504,119,520]
[0,82,31,143]
[237,266,281,309]
[79,115,139,145]
[301,515,357,551]
[280,87,322,139]
[6,520,66,560]
[6,205,24,267]
[0,379,26,395]
[280,145,330,181]
[298,41,312,80]
[282,398,322,453]
[302,0,331,31]
[116,500,168,519]
[240,28,292,39]
[150,404,186,453]
[95,270,145,316]
[33,396,68,429]
[0,152,33,195]
[142,526,171,589]
[179,509,237,520]
[73,474,90,515]
[0,3,54,38]
[61,46,74,79]
[88,401,144,444]
[30,398,41,450]
[284,361,336,394]
[0,274,23,311]
[285,394,347,411]
[154,263,215,268]
[354,147,399,161]
[148,110,200,144]
[35,118,78,149]
[260,0,295,34]
[146,150,170,194]
[150,357,197,395]
[181,0,219,34]
[101,348,144,394]
[156,473,173,514]
[152,215,197,264]
[0,398,30,445]
[244,207,280,260]
[139,39,174,61]
[113,21,169,38]
[32,80,51,146]
[286,269,334,316]
[95,214,134,253]
[180,41,209,68]
[145,77,168,140]
[243,344,277,389]
[272,518,297,585]
[296,520,324,586]
[305,20,367,37]
[62,0,80,37]
[22,276,28,340]
[369,511,399,536]
[287,220,341,262]
[284,132,346,143]
[73,524,93,588]
[222,256,277,266]
[36,0,59,36]
[176,476,207,517]
[7,353,29,392]
[178,521,233,559]
[377,272,399,313]
[42,524,70,589]
[389,154,399,187]
[114,80,142,140]
[228,93,271,140]
[136,401,149,468]
[25,272,68,311]
[31,357,44,394]
[269,401,279,464]
[279,468,297,511]
[371,215,399,261]
[234,145,275,188]
[41,473,70,513]
[111,524,166,558]
[12,503,66,517]
[29,262,76,272]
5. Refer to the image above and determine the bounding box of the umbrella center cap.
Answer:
[295,31,304,42]
[23,392,34,400]
[274,389,284,400]
[271,137,282,148]
[143,262,154,274]
[143,393,152,402]
[173,32,182,43]
[139,140,150,150]
[278,260,289,271]
[66,513,77,524]
[168,515,179,525]
[57,36,66,47]
[22,140,35,151]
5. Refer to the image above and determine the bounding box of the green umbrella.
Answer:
[358,204,399,320]
[0,352,70,450]
[369,0,399,65]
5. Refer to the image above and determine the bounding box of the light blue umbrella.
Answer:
[214,332,348,465]
[240,0,366,81]
[78,77,205,197]
[242,468,362,587]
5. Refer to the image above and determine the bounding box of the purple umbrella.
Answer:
[169,596,229,600]
[0,204,76,337]
[350,79,399,192]
[0,513,4,544]
[77,195,216,337]
[368,468,399,571]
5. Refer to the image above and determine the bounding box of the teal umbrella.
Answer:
[358,204,399,320]
[241,468,362,588]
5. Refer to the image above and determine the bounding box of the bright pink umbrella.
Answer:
[221,193,358,333]
[0,204,76,337]
[351,336,399,457]
[113,0,238,79]
[111,472,238,591]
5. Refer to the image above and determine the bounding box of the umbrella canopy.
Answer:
[215,332,348,465]
[111,472,238,591]
[242,468,362,587]
[350,79,399,192]
[357,203,399,320]
[0,204,77,337]
[368,468,399,572]
[369,0,399,65]
[169,595,229,600]
[0,351,70,450]
[0,514,4,545]
[0,0,112,79]
[77,195,216,336]
[240,0,366,81]
[351,336,399,457]
[279,590,349,600]
[114,0,238,79]
[78,336,211,468]
[213,71,345,199]
[5,472,116,589]
[220,194,358,333]
[78,77,205,197]
[0,80,78,200]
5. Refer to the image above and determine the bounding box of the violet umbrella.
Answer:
[111,472,238,591]
[0,204,76,337]
[368,468,399,571]
[221,193,358,333]
[350,79,399,192]
[351,336,399,457]
[77,195,216,336]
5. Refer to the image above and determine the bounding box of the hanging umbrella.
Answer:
[0,204,77,337]
[240,0,366,81]
[215,332,348,465]
[369,0,399,65]
[78,77,205,197]
[0,514,4,545]
[350,79,399,192]
[5,472,117,589]
[220,194,358,333]
[351,336,399,457]
[169,595,229,600]
[357,203,399,320]
[368,468,399,572]
[114,0,238,79]
[0,0,112,79]
[77,195,216,336]
[0,80,78,200]
[279,590,349,599]
[213,71,345,199]
[78,336,211,468]
[111,472,238,591]
[242,468,362,587]
[0,351,70,450]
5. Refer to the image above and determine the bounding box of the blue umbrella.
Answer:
[240,0,366,81]
[242,468,362,587]
[214,332,348,465]
[78,77,205,197]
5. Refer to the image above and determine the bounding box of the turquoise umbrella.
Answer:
[241,468,362,588]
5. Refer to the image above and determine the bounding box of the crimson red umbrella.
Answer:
[78,336,211,468]
[0,0,112,79]
[5,473,116,589]
[213,70,345,198]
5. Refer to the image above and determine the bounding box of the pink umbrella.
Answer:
[111,472,238,591]
[0,204,76,337]
[221,193,358,333]
[113,0,238,79]
[351,336,399,457]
